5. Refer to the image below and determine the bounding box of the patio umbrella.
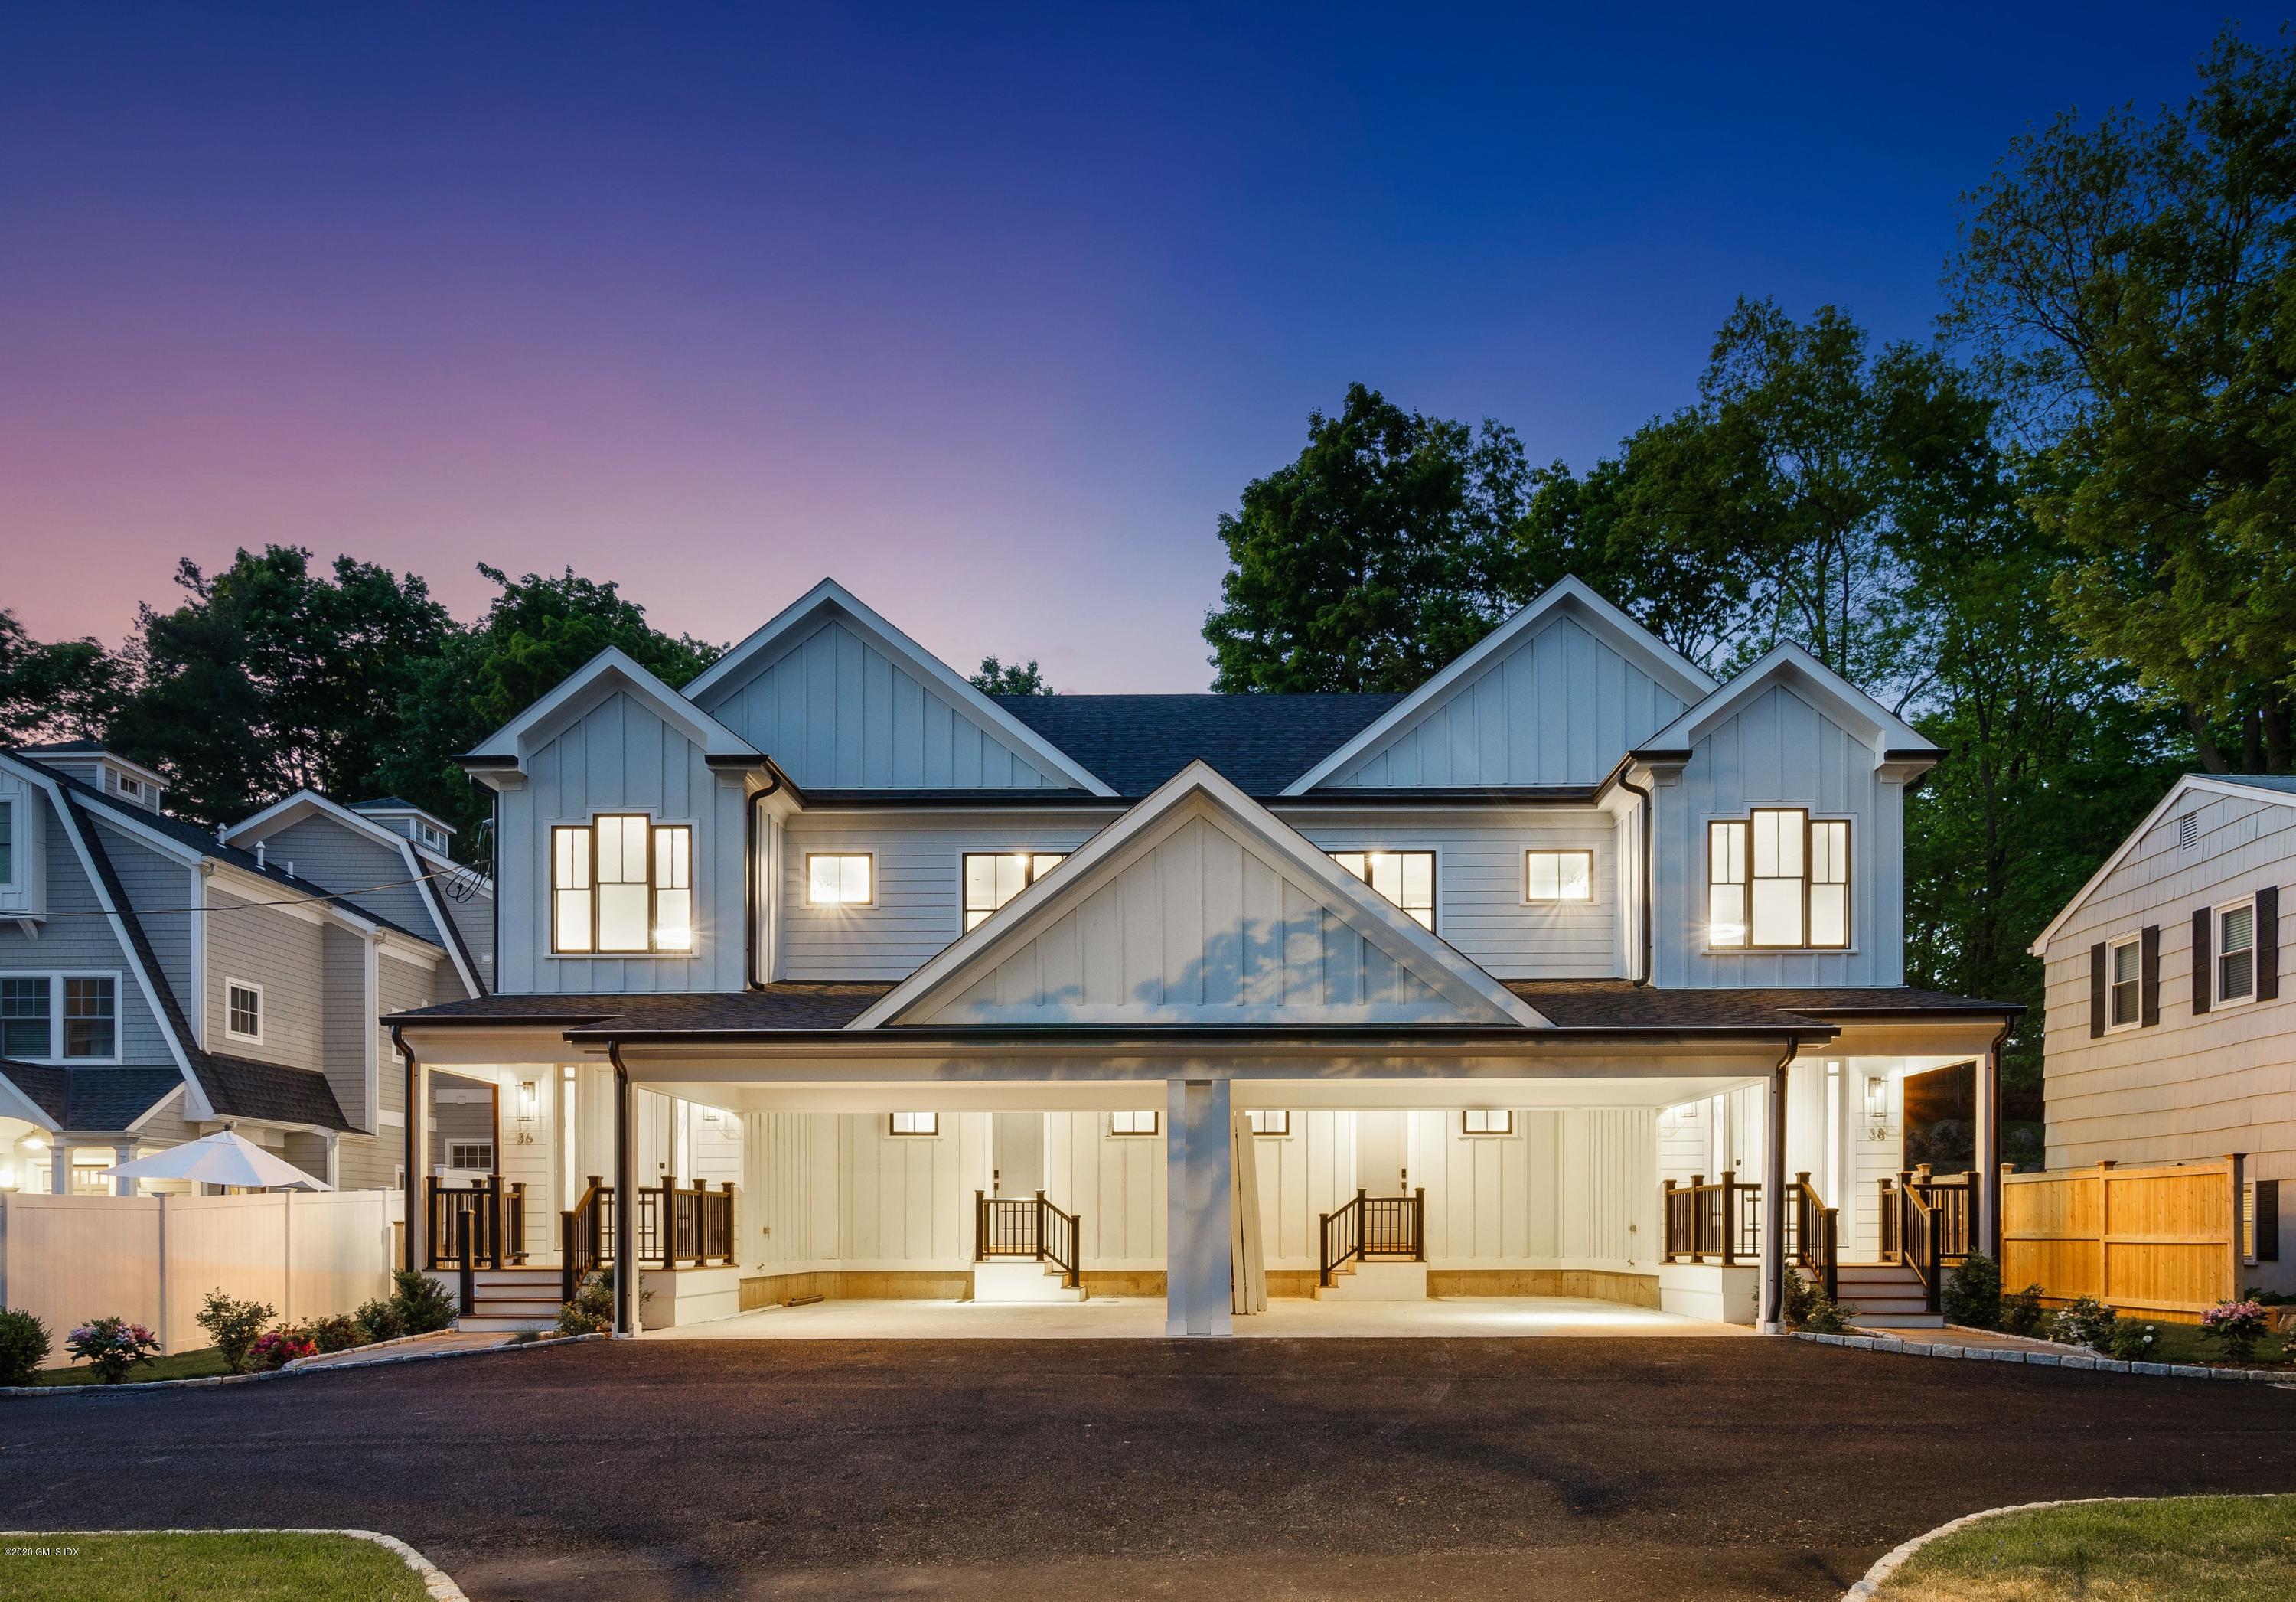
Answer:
[103,1129,334,1192]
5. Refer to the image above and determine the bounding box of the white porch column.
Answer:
[112,1142,136,1197]
[1758,1062,1788,1333]
[51,1143,67,1195]
[1164,1078,1233,1337]
[1975,1041,2001,1261]
[400,1031,429,1272]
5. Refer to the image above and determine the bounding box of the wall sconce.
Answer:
[514,1080,539,1146]
[1863,1075,1890,1141]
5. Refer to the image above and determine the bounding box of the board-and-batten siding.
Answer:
[498,689,748,994]
[1651,682,1905,987]
[2043,790,2296,1219]
[1326,613,1687,788]
[918,814,1474,1025]
[1045,1111,1167,1268]
[695,616,1067,792]
[0,798,174,1070]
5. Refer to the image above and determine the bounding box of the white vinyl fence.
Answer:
[0,1191,394,1355]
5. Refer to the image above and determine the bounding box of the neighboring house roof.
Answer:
[200,1052,353,1129]
[993,693,1404,798]
[2027,772,2296,954]
[0,1061,184,1131]
[349,796,458,833]
[1638,641,1939,760]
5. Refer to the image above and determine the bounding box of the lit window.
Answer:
[70,1148,114,1194]
[1110,1111,1158,1137]
[1707,810,1851,951]
[2108,937,2141,1027]
[1247,1110,1290,1137]
[1329,850,1435,929]
[1,977,50,1057]
[226,980,263,1042]
[1462,1109,1514,1136]
[807,853,872,906]
[61,978,115,1059]
[1525,850,1593,902]
[2219,901,2256,1003]
[962,852,1067,932]
[889,1112,939,1137]
[550,817,694,954]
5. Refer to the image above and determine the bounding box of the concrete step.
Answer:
[468,1299,566,1318]
[455,1315,558,1334]
[1853,1312,1947,1329]
[1838,1298,1933,1315]
[973,1259,1088,1303]
[1314,1260,1427,1301]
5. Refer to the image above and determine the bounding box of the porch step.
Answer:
[455,1315,559,1333]
[1314,1259,1427,1301]
[973,1259,1087,1303]
[1831,1261,1945,1329]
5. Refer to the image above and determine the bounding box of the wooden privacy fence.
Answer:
[0,1190,394,1354]
[2000,1157,2242,1323]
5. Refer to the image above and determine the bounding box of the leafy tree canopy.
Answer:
[970,656,1053,695]
[0,609,124,746]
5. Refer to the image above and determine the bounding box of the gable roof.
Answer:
[1638,641,1938,759]
[682,578,1114,796]
[2027,773,2296,954]
[1281,578,1716,795]
[850,760,1550,1029]
[994,693,1402,798]
[462,646,765,767]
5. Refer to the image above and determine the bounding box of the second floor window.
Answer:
[2218,899,2257,1003]
[0,798,12,884]
[1708,809,1850,950]
[963,852,1068,932]
[2108,936,2141,1027]
[1329,850,1435,930]
[1525,850,1593,902]
[2,975,121,1062]
[226,980,263,1043]
[1,976,49,1057]
[552,816,693,954]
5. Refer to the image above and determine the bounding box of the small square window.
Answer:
[1110,1111,1158,1137]
[807,853,873,906]
[226,980,263,1043]
[1461,1109,1513,1136]
[889,1111,939,1137]
[1247,1110,1290,1137]
[1525,850,1593,902]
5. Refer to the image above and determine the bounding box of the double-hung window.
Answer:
[2218,899,2257,1003]
[0,798,12,885]
[2107,936,2141,1028]
[551,816,695,954]
[226,980,263,1044]
[1707,809,1851,950]
[1,977,49,1058]
[962,852,1067,932]
[0,975,117,1061]
[1329,850,1435,930]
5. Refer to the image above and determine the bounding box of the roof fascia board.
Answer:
[2025,774,2291,954]
[465,646,761,766]
[125,1082,190,1134]
[682,578,1115,797]
[0,1069,58,1131]
[851,759,1548,1029]
[1282,578,1714,795]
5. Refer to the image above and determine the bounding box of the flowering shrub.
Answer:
[247,1328,319,1372]
[0,1308,52,1385]
[65,1317,160,1384]
[2105,1320,2157,1361]
[2200,1299,2271,1363]
[2049,1296,2118,1353]
[194,1290,276,1375]
[301,1313,366,1353]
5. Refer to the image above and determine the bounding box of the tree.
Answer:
[380,566,722,847]
[1202,383,1531,692]
[0,610,125,745]
[1946,24,2296,771]
[970,657,1052,696]
[106,548,453,826]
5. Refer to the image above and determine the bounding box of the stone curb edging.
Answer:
[0,1528,467,1600]
[0,1332,605,1397]
[1840,1493,2286,1600]
[1796,1329,2294,1383]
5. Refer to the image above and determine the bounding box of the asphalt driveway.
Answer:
[3,1338,2291,1600]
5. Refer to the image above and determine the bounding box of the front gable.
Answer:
[857,763,1546,1028]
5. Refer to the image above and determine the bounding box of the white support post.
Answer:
[1758,1062,1787,1333]
[112,1141,135,1198]
[1164,1078,1234,1337]
[614,1055,639,1337]
[1975,1042,2001,1261]
[51,1143,67,1195]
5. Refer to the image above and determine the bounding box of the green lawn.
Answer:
[2085,1318,2294,1369]
[0,1532,429,1600]
[1877,1495,2296,1601]
[28,1347,232,1386]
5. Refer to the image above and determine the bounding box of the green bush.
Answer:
[555,1269,615,1336]
[1782,1271,1851,1334]
[1942,1252,2002,1330]
[1800,1294,1850,1334]
[2106,1319,2159,1361]
[194,1290,276,1375]
[0,1307,52,1385]
[2050,1294,2118,1353]
[352,1297,407,1343]
[301,1313,365,1353]
[390,1269,458,1335]
[1999,1283,2047,1337]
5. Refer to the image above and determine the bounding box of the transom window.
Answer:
[889,1111,939,1137]
[1110,1111,1159,1137]
[447,1140,495,1171]
[2218,899,2257,1003]
[1462,1110,1514,1136]
[551,817,693,954]
[1329,850,1435,930]
[1525,850,1593,902]
[806,853,874,908]
[226,980,263,1043]
[1247,1110,1290,1137]
[962,852,1068,932]
[2108,937,2141,1028]
[1707,809,1850,950]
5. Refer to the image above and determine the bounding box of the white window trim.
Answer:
[2105,935,2143,1033]
[0,970,125,1065]
[1701,807,1860,954]
[1326,846,1440,934]
[2215,894,2259,1009]
[804,850,879,910]
[548,812,702,959]
[1523,847,1596,905]
[223,976,265,1045]
[0,795,15,889]
[446,1139,496,1172]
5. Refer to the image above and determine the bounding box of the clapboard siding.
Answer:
[697,617,1066,791]
[263,817,434,945]
[204,889,325,1072]
[1329,614,1687,788]
[1652,682,1903,987]
[0,796,171,1067]
[319,925,370,1134]
[96,827,194,1004]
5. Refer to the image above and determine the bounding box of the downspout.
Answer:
[745,764,783,991]
[1760,1033,1800,1334]
[1616,771,1655,985]
[609,1041,634,1337]
[390,1024,419,1274]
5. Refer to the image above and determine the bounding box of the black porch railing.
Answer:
[425,1175,527,1270]
[1880,1167,1974,1313]
[974,1189,1082,1287]
[1662,1173,1838,1301]
[1318,1187,1424,1287]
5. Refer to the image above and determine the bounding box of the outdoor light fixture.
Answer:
[514,1079,539,1145]
[1864,1075,1890,1141]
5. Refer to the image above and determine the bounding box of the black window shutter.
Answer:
[2141,925,2161,1026]
[2193,906,2213,1015]
[2258,1180,2281,1263]
[2089,943,2107,1038]
[2258,886,2280,1001]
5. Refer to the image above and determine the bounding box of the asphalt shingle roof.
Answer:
[0,1062,184,1131]
[993,693,1404,798]
[1505,980,2022,1029]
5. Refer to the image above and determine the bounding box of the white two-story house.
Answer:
[388,577,2018,1336]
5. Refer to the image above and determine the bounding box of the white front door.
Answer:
[991,1111,1042,1198]
[1356,1111,1410,1196]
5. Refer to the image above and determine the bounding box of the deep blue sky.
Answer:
[1,3,2267,687]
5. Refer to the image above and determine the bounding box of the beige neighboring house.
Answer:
[2030,773,2294,1294]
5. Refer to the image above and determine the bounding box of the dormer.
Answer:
[18,742,168,814]
[351,797,458,855]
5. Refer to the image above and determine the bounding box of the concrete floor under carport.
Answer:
[638,1294,1750,1339]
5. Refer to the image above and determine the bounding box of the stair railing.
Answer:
[1881,1174,1943,1313]
[1786,1172,1839,1303]
[1318,1187,1425,1286]
[973,1189,1083,1287]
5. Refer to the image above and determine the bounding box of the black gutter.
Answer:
[390,1023,419,1274]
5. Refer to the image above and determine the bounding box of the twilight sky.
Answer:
[0,3,2263,690]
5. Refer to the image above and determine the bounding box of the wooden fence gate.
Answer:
[2000,1157,2242,1323]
